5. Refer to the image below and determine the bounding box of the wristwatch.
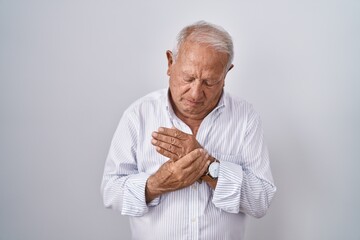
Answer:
[206,159,220,179]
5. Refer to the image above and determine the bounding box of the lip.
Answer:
[184,99,203,106]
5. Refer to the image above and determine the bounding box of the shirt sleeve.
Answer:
[211,109,276,218]
[100,109,160,217]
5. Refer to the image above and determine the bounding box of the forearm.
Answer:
[239,171,276,218]
[101,175,127,211]
[212,160,276,217]
[101,172,154,216]
[145,175,163,203]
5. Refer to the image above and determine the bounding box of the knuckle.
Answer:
[169,166,176,174]
[195,148,202,154]
[191,149,198,156]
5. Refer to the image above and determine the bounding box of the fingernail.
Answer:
[151,139,157,144]
[158,127,164,132]
[152,132,158,137]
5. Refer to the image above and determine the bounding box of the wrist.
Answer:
[201,154,215,175]
[145,175,160,203]
[201,175,218,189]
[203,156,220,179]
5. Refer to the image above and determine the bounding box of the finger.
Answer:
[151,138,181,155]
[184,158,210,183]
[193,151,210,171]
[187,155,210,183]
[158,127,187,139]
[178,148,204,168]
[152,132,182,147]
[155,146,179,160]
[199,159,211,177]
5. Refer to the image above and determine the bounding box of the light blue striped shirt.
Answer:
[101,89,276,240]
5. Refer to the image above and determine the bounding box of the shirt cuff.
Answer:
[212,160,243,213]
[121,172,160,216]
[147,195,161,207]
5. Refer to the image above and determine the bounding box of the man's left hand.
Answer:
[151,127,202,160]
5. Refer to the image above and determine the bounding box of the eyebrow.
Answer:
[180,70,223,83]
[181,71,193,77]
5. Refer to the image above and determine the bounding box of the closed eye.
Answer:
[183,77,195,83]
[204,79,221,87]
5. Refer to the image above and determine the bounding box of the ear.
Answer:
[166,50,174,76]
[223,64,234,88]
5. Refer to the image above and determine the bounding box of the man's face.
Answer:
[167,41,232,121]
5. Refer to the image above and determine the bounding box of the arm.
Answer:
[101,111,210,216]
[151,127,217,188]
[101,110,156,217]
[145,148,210,203]
[212,112,276,218]
[152,116,276,218]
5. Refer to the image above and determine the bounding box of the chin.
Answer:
[183,107,204,116]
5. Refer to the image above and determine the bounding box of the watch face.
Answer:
[208,161,220,178]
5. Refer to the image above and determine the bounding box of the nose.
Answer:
[189,80,204,101]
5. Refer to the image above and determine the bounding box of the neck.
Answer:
[168,98,203,135]
[178,115,202,136]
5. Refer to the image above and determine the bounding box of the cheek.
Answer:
[204,87,222,101]
[170,80,190,96]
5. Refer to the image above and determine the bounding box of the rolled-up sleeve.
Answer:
[100,110,160,217]
[212,109,276,218]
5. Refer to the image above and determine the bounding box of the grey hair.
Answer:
[172,20,234,69]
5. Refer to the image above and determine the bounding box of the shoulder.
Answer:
[223,91,262,130]
[223,91,257,117]
[123,89,167,117]
[115,89,166,132]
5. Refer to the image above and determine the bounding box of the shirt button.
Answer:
[192,185,197,190]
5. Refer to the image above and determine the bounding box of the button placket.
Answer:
[189,182,199,240]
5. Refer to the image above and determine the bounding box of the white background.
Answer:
[1,0,359,239]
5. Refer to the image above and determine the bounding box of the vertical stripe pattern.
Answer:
[101,89,276,240]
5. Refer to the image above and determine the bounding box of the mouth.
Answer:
[184,99,203,107]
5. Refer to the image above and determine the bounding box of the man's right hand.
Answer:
[145,148,210,203]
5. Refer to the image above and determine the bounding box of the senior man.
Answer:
[101,21,276,240]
